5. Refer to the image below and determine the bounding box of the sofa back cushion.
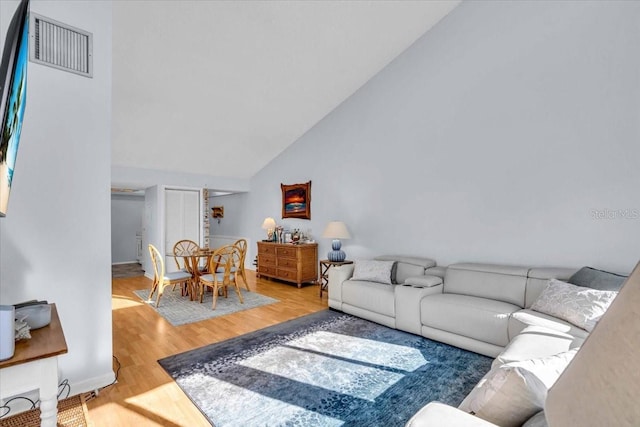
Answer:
[568,266,627,291]
[444,263,528,307]
[374,255,436,284]
[525,267,576,308]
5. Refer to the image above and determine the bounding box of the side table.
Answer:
[0,304,68,427]
[319,259,353,297]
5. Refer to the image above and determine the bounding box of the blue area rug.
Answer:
[158,310,493,426]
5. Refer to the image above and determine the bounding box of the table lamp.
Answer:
[322,221,351,262]
[261,217,276,241]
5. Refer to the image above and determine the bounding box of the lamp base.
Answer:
[327,239,346,262]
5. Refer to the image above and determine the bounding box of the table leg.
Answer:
[319,263,330,297]
[187,256,200,301]
[38,358,59,427]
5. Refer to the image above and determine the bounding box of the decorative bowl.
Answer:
[15,304,51,330]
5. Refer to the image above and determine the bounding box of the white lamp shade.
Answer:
[261,217,276,229]
[322,221,351,239]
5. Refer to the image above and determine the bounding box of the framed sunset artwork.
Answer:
[281,181,311,219]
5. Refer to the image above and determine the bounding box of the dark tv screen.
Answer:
[0,0,29,217]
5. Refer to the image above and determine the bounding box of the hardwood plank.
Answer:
[87,270,327,426]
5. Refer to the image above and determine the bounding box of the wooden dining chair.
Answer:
[199,245,244,310]
[172,239,200,271]
[233,238,250,291]
[148,244,192,307]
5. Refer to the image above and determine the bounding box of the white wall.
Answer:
[242,0,640,274]
[0,0,114,394]
[142,185,160,275]
[208,192,252,262]
[209,193,248,238]
[111,194,143,264]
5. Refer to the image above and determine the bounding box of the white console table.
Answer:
[0,304,68,426]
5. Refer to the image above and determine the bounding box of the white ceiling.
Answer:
[111,1,460,180]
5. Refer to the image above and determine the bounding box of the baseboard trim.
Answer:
[0,372,115,416]
[69,371,116,396]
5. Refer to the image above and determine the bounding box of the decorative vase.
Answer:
[327,239,346,262]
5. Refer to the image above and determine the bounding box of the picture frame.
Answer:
[281,181,311,220]
[211,206,224,218]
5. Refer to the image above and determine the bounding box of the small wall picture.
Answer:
[212,206,224,218]
[281,181,311,220]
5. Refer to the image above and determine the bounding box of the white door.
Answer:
[165,189,200,272]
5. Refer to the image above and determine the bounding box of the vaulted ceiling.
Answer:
[111,1,460,180]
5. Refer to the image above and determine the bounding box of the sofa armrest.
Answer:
[328,264,356,310]
[329,263,355,284]
[406,402,498,427]
[395,284,443,334]
[404,275,443,288]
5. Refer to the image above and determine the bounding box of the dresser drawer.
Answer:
[278,257,298,269]
[258,244,276,255]
[258,265,276,276]
[276,268,298,281]
[259,254,276,267]
[276,247,297,259]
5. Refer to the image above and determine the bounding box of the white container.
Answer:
[16,304,51,330]
[0,305,15,361]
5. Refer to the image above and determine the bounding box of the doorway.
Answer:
[164,188,201,272]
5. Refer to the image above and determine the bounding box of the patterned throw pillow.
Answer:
[530,279,617,332]
[459,349,577,427]
[351,260,396,285]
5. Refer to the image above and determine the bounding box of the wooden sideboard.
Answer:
[257,241,318,288]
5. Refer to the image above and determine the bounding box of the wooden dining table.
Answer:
[171,248,215,300]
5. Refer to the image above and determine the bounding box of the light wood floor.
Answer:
[87,270,328,426]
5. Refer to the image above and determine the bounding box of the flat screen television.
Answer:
[0,0,29,217]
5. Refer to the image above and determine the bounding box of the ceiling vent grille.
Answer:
[29,13,93,78]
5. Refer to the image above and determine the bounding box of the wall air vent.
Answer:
[29,13,93,78]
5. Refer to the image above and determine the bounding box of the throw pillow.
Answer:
[568,266,627,291]
[459,350,577,427]
[351,260,395,285]
[530,279,617,332]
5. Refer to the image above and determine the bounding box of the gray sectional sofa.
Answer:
[328,255,621,426]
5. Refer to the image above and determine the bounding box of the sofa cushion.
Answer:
[509,309,589,340]
[459,349,577,427]
[421,294,519,347]
[342,280,395,317]
[496,326,584,366]
[530,279,617,332]
[375,255,435,284]
[568,266,627,291]
[404,275,443,288]
[351,260,395,285]
[445,264,528,307]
